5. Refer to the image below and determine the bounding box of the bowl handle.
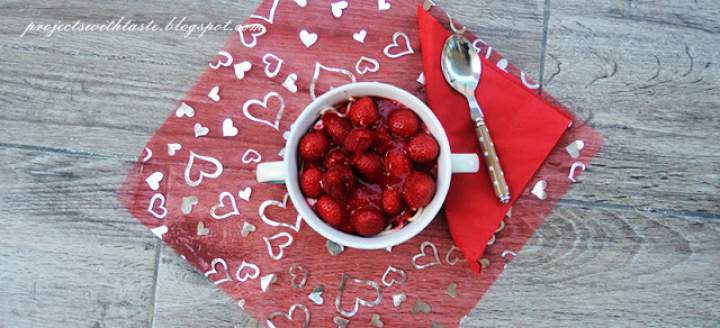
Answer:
[256,161,286,183]
[450,153,480,174]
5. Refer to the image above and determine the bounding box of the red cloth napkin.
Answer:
[418,7,572,272]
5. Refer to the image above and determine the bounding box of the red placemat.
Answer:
[119,1,602,326]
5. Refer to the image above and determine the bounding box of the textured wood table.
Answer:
[1,1,718,327]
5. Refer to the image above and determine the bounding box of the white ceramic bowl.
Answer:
[257,82,478,249]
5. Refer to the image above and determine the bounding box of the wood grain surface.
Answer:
[0,0,718,327]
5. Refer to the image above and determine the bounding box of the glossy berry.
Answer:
[322,112,352,144]
[344,128,375,153]
[351,207,387,236]
[300,166,323,198]
[348,97,379,127]
[351,152,383,182]
[382,187,404,215]
[402,171,436,209]
[406,133,439,163]
[324,149,348,168]
[374,127,395,154]
[321,165,355,199]
[384,149,411,178]
[315,195,345,227]
[299,131,329,161]
[388,108,419,138]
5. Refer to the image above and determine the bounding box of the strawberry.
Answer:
[338,217,356,234]
[324,148,348,168]
[343,128,376,153]
[321,165,355,199]
[299,131,329,161]
[382,187,404,215]
[374,127,395,155]
[322,112,352,144]
[300,166,323,197]
[388,108,419,138]
[402,171,436,209]
[351,207,387,236]
[383,149,411,178]
[351,152,382,182]
[346,185,381,213]
[348,97,379,127]
[315,195,345,227]
[406,133,439,163]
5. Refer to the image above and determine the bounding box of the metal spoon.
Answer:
[441,31,510,204]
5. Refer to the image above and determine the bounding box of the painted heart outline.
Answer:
[411,241,442,269]
[267,303,310,328]
[242,91,285,131]
[383,31,414,58]
[263,232,294,260]
[204,258,232,285]
[235,260,261,282]
[184,151,223,187]
[335,273,383,318]
[381,265,407,287]
[258,193,303,232]
[210,191,240,220]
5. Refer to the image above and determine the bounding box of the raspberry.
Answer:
[402,171,436,209]
[406,133,439,163]
[351,152,382,182]
[322,112,352,144]
[388,108,419,138]
[382,187,404,215]
[351,207,387,236]
[299,131,329,161]
[383,149,411,178]
[321,165,355,199]
[344,128,375,153]
[300,166,323,198]
[315,195,345,227]
[324,149,348,168]
[348,97,379,127]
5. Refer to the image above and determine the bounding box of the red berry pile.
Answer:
[298,96,439,237]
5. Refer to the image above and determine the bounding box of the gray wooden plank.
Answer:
[469,205,720,327]
[0,147,158,327]
[152,244,260,328]
[540,0,720,214]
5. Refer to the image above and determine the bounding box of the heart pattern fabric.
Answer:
[119,0,601,326]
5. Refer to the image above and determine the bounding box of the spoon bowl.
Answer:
[441,34,482,98]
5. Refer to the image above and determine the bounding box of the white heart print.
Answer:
[184,151,224,187]
[294,0,307,7]
[209,51,233,70]
[299,29,318,48]
[353,30,367,43]
[175,102,195,118]
[193,123,209,138]
[331,1,348,18]
[222,118,239,137]
[283,73,299,93]
[167,143,182,156]
[238,24,266,48]
[210,191,240,220]
[378,0,391,10]
[384,32,414,58]
[234,61,252,80]
[262,53,283,78]
[147,193,168,219]
[241,149,262,164]
[145,171,163,191]
[355,56,380,75]
[238,187,252,201]
[208,86,221,102]
[242,91,285,130]
[263,232,295,260]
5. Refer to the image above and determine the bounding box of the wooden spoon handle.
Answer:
[474,118,510,204]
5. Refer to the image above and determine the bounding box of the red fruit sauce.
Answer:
[298,96,439,237]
